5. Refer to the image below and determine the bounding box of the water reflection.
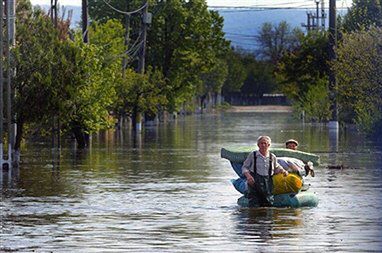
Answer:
[235,207,303,242]
[1,165,20,195]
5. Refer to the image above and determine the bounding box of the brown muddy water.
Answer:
[1,111,382,252]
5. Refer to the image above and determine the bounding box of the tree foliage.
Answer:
[333,27,382,137]
[88,19,126,67]
[222,50,277,103]
[276,31,331,121]
[13,2,61,149]
[241,58,276,96]
[342,0,382,32]
[292,78,331,122]
[114,68,168,119]
[256,21,304,64]
[88,0,142,24]
[88,0,231,113]
[13,1,117,148]
[147,0,230,111]
[55,38,117,136]
[276,32,329,100]
[221,50,246,94]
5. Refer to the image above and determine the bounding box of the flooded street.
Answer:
[2,111,382,252]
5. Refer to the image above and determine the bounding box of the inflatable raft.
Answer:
[222,146,320,208]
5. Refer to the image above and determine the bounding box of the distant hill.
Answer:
[34,5,347,51]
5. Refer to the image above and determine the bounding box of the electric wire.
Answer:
[101,0,147,15]
[209,0,351,9]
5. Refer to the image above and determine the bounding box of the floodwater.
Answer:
[1,111,382,252]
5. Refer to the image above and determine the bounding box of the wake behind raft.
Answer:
[221,147,320,208]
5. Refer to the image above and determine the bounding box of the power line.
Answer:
[101,0,147,15]
[225,32,257,38]
[209,0,351,9]
[209,0,316,9]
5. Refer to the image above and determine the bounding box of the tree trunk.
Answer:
[72,124,87,149]
[14,116,24,152]
[132,106,137,132]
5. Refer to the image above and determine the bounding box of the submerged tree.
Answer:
[14,2,117,149]
[114,67,168,128]
[13,2,60,151]
[54,39,117,148]
[148,0,230,111]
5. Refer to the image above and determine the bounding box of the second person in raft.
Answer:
[242,135,288,207]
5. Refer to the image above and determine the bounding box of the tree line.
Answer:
[11,0,382,152]
[226,0,382,139]
[14,0,232,149]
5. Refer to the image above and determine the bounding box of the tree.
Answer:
[88,0,141,24]
[342,0,382,32]
[293,78,331,122]
[88,19,126,67]
[241,59,276,97]
[114,67,167,126]
[275,31,331,121]
[333,27,382,137]
[88,0,230,113]
[147,0,230,112]
[54,38,117,148]
[13,2,61,151]
[197,9,230,110]
[88,0,145,73]
[256,21,303,64]
[276,32,329,99]
[221,50,246,95]
[13,2,117,149]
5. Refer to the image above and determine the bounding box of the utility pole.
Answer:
[50,0,60,152]
[302,12,312,32]
[302,1,326,32]
[82,0,89,43]
[137,2,150,74]
[3,0,16,168]
[315,0,320,29]
[328,0,338,129]
[0,1,4,168]
[134,1,151,133]
[321,0,326,29]
[122,1,131,77]
[51,0,58,27]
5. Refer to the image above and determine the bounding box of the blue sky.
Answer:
[31,0,352,8]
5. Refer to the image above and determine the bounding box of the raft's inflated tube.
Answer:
[237,191,319,208]
[221,147,320,165]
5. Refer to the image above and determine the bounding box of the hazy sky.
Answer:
[31,0,352,8]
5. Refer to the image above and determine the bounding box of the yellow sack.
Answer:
[272,173,303,195]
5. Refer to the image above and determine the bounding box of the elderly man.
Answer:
[242,136,288,206]
[285,139,299,150]
[281,138,315,177]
